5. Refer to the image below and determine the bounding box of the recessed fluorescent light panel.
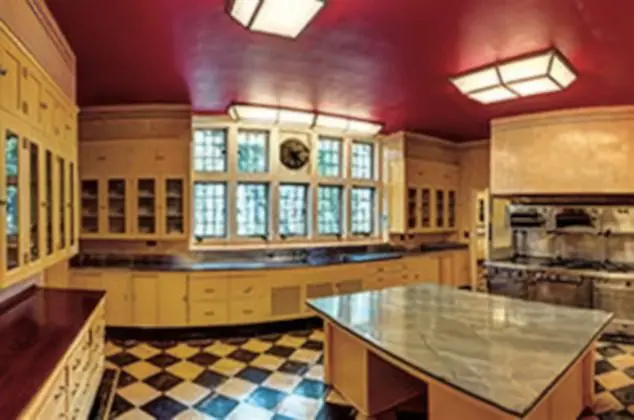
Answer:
[227,105,383,135]
[450,49,577,104]
[228,0,326,38]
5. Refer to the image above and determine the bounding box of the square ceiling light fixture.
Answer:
[450,49,577,104]
[227,104,383,135]
[228,0,326,38]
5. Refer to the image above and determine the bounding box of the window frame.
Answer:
[190,116,384,249]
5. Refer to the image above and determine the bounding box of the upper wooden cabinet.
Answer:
[384,132,460,234]
[0,21,78,288]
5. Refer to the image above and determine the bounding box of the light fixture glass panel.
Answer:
[498,51,552,83]
[230,105,278,123]
[550,54,577,88]
[450,67,500,94]
[347,120,382,135]
[468,86,517,104]
[230,0,260,26]
[507,76,561,97]
[278,109,315,126]
[250,0,324,38]
[315,114,349,131]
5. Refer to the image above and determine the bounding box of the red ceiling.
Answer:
[46,0,634,140]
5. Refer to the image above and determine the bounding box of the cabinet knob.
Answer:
[204,311,215,316]
[40,102,48,110]
[0,68,7,76]
[22,102,28,115]
[22,68,28,78]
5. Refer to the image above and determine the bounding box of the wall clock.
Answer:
[280,138,310,170]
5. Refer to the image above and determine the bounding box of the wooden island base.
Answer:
[322,320,596,420]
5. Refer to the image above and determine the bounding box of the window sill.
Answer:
[189,238,386,251]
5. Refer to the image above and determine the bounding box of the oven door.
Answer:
[535,278,592,308]
[487,268,533,300]
[594,280,634,322]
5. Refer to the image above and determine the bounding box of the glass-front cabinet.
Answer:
[164,178,185,237]
[58,156,66,250]
[136,178,157,235]
[3,130,21,273]
[80,179,100,235]
[28,140,40,263]
[107,179,127,234]
[45,150,54,255]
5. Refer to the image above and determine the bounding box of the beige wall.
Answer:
[457,141,490,238]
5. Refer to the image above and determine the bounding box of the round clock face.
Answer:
[280,138,310,170]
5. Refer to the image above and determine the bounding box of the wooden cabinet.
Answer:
[103,271,133,326]
[0,23,78,289]
[131,273,159,326]
[158,273,188,326]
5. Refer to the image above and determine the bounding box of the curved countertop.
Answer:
[70,243,468,272]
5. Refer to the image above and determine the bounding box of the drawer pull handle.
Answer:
[242,309,253,315]
[243,287,253,294]
[40,102,48,110]
[0,68,7,76]
[72,359,81,370]
[53,389,64,401]
[204,288,215,294]
[22,102,28,114]
[204,311,215,316]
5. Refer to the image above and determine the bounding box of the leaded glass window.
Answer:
[237,183,269,236]
[193,182,227,238]
[351,142,374,179]
[193,129,227,172]
[238,130,268,173]
[317,137,342,177]
[279,184,308,237]
[317,185,342,235]
[351,187,374,235]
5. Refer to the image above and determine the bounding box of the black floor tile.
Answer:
[194,370,228,389]
[228,348,259,363]
[89,369,117,420]
[596,381,606,394]
[224,337,249,346]
[188,352,221,367]
[110,395,134,417]
[625,367,634,380]
[195,394,239,418]
[289,329,314,337]
[246,386,287,410]
[278,360,309,376]
[117,370,138,388]
[611,384,634,406]
[144,371,184,392]
[272,414,295,420]
[315,403,356,420]
[597,411,634,420]
[302,339,324,351]
[146,353,180,368]
[141,395,188,419]
[107,352,140,367]
[186,338,216,348]
[596,360,618,375]
[147,340,178,350]
[293,378,328,399]
[111,339,139,348]
[598,345,627,358]
[259,333,283,342]
[236,366,273,384]
[266,345,296,358]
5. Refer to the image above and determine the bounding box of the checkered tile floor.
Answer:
[103,330,634,419]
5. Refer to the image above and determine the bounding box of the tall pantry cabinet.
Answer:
[0,22,78,288]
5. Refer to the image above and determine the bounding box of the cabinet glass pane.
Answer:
[137,179,156,234]
[407,188,417,229]
[29,141,39,261]
[436,190,445,228]
[165,178,184,235]
[448,190,456,228]
[5,131,20,271]
[45,151,53,254]
[69,162,75,245]
[58,157,66,249]
[421,188,431,228]
[108,179,126,233]
[81,180,99,233]
[193,129,227,172]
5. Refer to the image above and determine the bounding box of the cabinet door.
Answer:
[439,255,454,287]
[26,139,42,263]
[69,270,105,291]
[57,155,67,250]
[134,178,158,236]
[40,88,55,137]
[161,177,186,237]
[158,273,188,326]
[1,121,23,275]
[406,187,417,230]
[447,190,457,229]
[131,273,159,326]
[0,35,22,114]
[420,187,432,230]
[44,150,54,256]
[106,178,128,235]
[80,179,100,235]
[435,190,445,228]
[104,272,132,326]
[334,279,363,295]
[21,65,42,126]
[68,161,77,249]
[452,251,470,288]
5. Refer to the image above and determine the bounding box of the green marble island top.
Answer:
[307,284,613,417]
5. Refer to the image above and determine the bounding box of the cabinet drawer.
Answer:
[230,299,269,324]
[189,277,228,301]
[228,276,267,298]
[34,368,67,418]
[189,302,229,326]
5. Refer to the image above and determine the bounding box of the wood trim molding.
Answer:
[25,0,75,71]
[79,104,192,141]
[492,106,634,132]
[455,139,489,149]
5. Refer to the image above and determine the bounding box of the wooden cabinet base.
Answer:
[322,320,594,420]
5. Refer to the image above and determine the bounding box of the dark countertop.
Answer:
[70,243,468,271]
[0,288,105,419]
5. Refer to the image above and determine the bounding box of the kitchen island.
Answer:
[307,284,613,420]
